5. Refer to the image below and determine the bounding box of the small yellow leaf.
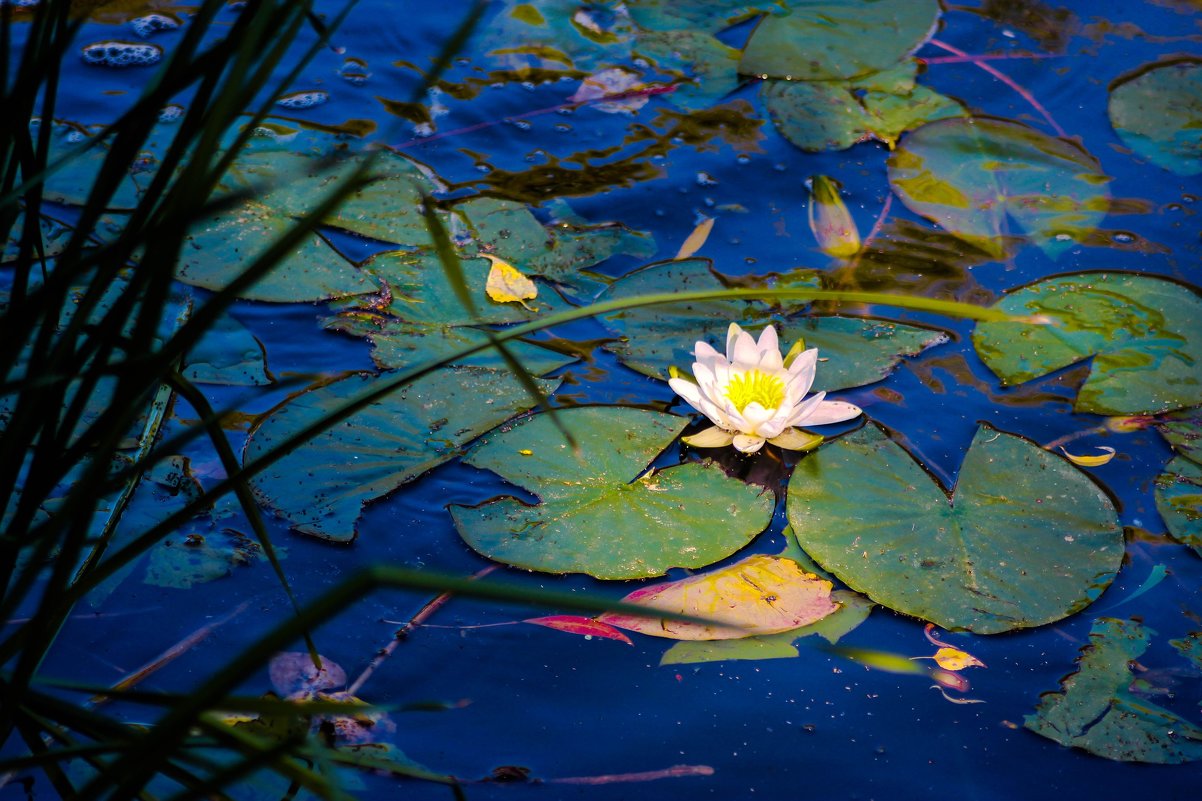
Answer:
[482,254,537,309]
[932,646,986,671]
[1059,445,1117,467]
[675,217,715,260]
[518,449,533,456]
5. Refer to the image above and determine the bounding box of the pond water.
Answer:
[5,0,1202,799]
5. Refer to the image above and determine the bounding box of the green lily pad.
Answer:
[659,590,872,665]
[1108,59,1202,176]
[635,30,743,110]
[888,117,1111,258]
[786,424,1123,634]
[177,201,374,303]
[763,61,964,152]
[2,212,72,263]
[246,366,559,543]
[450,406,773,579]
[1154,407,1202,465]
[483,0,635,71]
[144,529,272,589]
[182,313,272,386]
[1171,631,1202,669]
[1025,617,1202,763]
[740,0,940,81]
[599,259,947,390]
[972,273,1202,415]
[626,1,780,33]
[325,250,575,374]
[1155,455,1202,559]
[38,122,145,210]
[457,197,655,296]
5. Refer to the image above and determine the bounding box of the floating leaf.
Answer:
[182,313,272,386]
[524,616,633,644]
[740,0,939,81]
[1171,631,1202,670]
[38,121,145,209]
[675,216,714,260]
[1154,407,1202,465]
[597,555,839,640]
[2,211,72,263]
[626,0,777,33]
[764,62,963,152]
[659,590,872,665]
[326,251,573,374]
[1108,58,1202,176]
[786,424,1123,634]
[1155,455,1202,559]
[246,367,559,542]
[635,29,742,110]
[599,259,947,390]
[570,67,653,113]
[972,272,1202,415]
[888,117,1111,258]
[1025,617,1202,763]
[929,647,986,671]
[269,653,348,697]
[1059,446,1116,467]
[144,529,270,589]
[482,254,538,308]
[450,406,773,579]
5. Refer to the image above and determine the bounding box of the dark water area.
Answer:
[4,0,1202,799]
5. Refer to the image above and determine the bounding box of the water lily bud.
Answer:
[807,175,861,258]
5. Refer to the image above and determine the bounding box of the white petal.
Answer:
[801,400,863,426]
[694,340,723,363]
[669,377,706,409]
[732,433,766,453]
[784,391,827,427]
[740,401,780,432]
[682,426,736,448]
[786,348,818,394]
[757,417,787,439]
[731,328,761,367]
[755,326,782,370]
[769,428,824,451]
[725,323,745,359]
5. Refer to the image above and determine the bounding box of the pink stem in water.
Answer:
[548,764,716,785]
[927,38,1066,137]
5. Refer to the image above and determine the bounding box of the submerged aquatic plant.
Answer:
[669,323,862,453]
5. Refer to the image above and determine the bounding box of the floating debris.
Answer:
[81,41,162,68]
[276,90,330,110]
[129,14,180,38]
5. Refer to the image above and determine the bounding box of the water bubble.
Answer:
[81,41,163,68]
[695,172,717,186]
[129,14,179,38]
[158,104,185,122]
[1112,231,1136,243]
[276,90,329,110]
[735,154,751,165]
[338,57,370,85]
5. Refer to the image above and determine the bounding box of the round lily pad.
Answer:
[1108,58,1202,176]
[786,424,1123,634]
[450,406,773,579]
[599,259,947,390]
[1155,455,1202,559]
[739,0,939,81]
[246,366,559,543]
[972,272,1202,415]
[1154,407,1202,465]
[888,117,1111,258]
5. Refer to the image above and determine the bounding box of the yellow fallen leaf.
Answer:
[931,646,986,671]
[675,217,714,259]
[597,555,840,640]
[482,254,537,309]
[1059,445,1117,467]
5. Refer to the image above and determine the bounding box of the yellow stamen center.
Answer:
[724,369,785,413]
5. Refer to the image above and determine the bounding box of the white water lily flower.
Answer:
[668,323,862,454]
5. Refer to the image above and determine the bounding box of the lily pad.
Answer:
[972,272,1202,415]
[178,202,374,303]
[2,212,72,263]
[626,1,780,33]
[1154,407,1202,465]
[1025,617,1202,763]
[326,250,575,374]
[599,259,947,390]
[1108,58,1202,176]
[596,554,840,640]
[246,366,559,542]
[450,406,773,579]
[786,424,1123,634]
[659,590,872,665]
[182,313,272,386]
[740,0,940,81]
[763,61,964,152]
[635,30,742,110]
[1155,455,1202,559]
[144,529,270,589]
[38,121,145,210]
[888,117,1111,258]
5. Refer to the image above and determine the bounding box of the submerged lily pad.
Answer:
[888,117,1111,258]
[1025,617,1202,763]
[182,313,272,386]
[1108,59,1202,176]
[763,61,964,152]
[972,273,1202,415]
[450,406,773,579]
[326,250,575,374]
[599,259,947,390]
[144,529,271,589]
[1155,455,1202,559]
[246,366,559,542]
[786,424,1123,634]
[740,0,939,81]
